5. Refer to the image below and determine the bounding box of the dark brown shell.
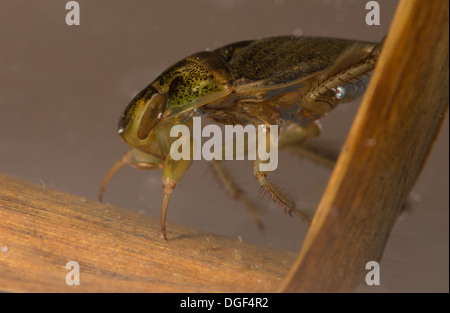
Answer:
[214,36,373,89]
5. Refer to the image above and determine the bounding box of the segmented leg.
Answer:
[99,148,184,240]
[99,149,162,202]
[279,121,337,169]
[283,144,337,169]
[253,158,311,224]
[211,159,265,230]
[99,152,129,202]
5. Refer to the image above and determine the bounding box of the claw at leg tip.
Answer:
[161,228,168,241]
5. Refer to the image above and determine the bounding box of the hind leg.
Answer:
[253,125,312,223]
[253,157,311,224]
[211,159,265,230]
[279,121,338,169]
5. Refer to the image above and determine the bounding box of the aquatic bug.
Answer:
[99,36,383,240]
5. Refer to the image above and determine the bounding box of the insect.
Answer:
[99,36,383,239]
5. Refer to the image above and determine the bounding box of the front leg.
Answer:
[99,148,163,202]
[160,153,193,240]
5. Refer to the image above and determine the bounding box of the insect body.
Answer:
[100,36,383,240]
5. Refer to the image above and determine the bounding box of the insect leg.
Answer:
[279,122,337,169]
[99,149,163,202]
[210,159,265,230]
[99,151,129,202]
[282,144,337,169]
[303,42,380,115]
[161,154,193,240]
[253,158,311,224]
[279,121,322,146]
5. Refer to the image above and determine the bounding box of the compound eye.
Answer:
[137,93,167,140]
